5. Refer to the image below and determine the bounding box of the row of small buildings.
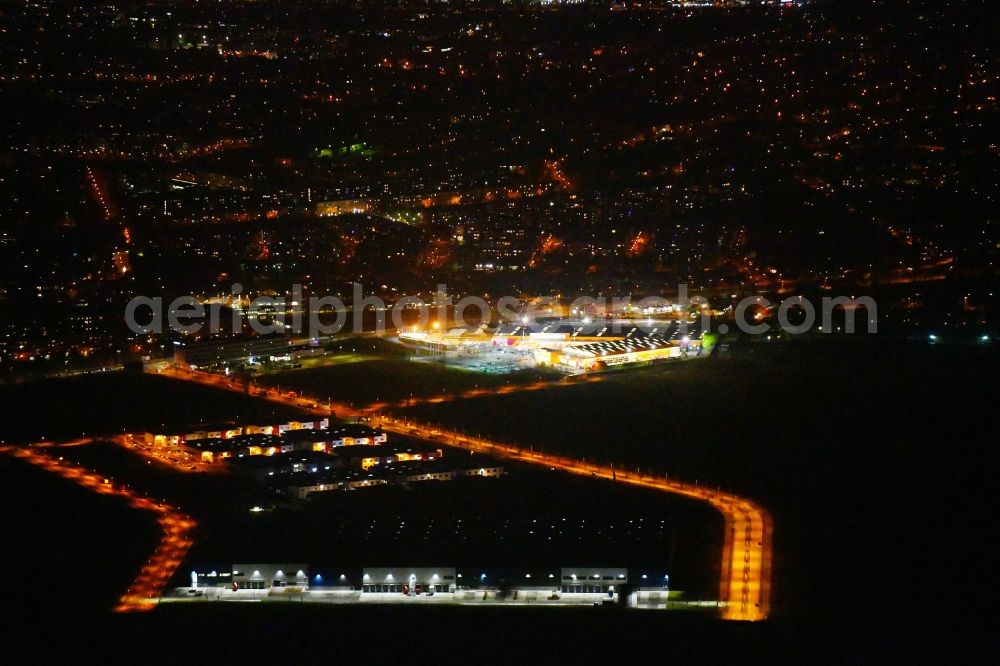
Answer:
[142,420,379,462]
[274,458,504,499]
[189,565,670,598]
[142,420,502,496]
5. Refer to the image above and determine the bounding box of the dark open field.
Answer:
[0,371,310,443]
[186,469,721,599]
[0,455,161,615]
[398,337,996,645]
[20,603,782,663]
[255,357,554,408]
[2,339,992,660]
[41,439,720,601]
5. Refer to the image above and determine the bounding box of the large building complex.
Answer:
[399,318,705,371]
[536,337,689,371]
[185,564,672,605]
[138,420,503,497]
[230,564,310,591]
[173,335,291,368]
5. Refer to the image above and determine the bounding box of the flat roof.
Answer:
[174,334,290,349]
[562,338,677,358]
[327,424,385,437]
[230,450,339,468]
[186,434,285,451]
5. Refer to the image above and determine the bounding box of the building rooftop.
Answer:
[327,424,386,439]
[561,338,678,358]
[230,450,339,470]
[187,433,284,452]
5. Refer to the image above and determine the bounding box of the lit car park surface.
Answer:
[164,366,772,621]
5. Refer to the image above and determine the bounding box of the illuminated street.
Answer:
[117,433,221,474]
[2,446,195,613]
[2,1,997,658]
[377,417,772,622]
[160,365,772,621]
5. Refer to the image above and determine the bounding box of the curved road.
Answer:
[2,445,195,612]
[158,366,772,621]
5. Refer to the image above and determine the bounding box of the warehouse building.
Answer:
[181,565,669,605]
[231,564,309,591]
[362,567,456,595]
[559,567,628,594]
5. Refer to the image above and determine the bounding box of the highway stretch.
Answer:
[158,365,773,621]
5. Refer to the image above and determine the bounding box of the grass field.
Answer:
[396,337,995,633]
[0,371,311,443]
[45,438,721,600]
[0,455,162,614]
[183,468,722,599]
[2,337,991,659]
[20,603,783,662]
[255,357,556,407]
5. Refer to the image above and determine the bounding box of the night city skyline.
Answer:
[0,0,995,662]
